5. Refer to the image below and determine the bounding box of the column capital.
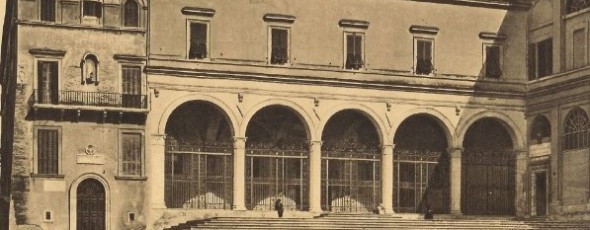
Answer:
[514,149,528,158]
[233,137,247,149]
[150,134,167,145]
[382,144,395,155]
[447,147,463,157]
[308,140,323,146]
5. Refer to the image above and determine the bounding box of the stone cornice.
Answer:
[412,0,532,10]
[339,19,370,29]
[409,25,439,35]
[18,20,146,34]
[113,54,147,62]
[527,67,590,98]
[144,65,526,99]
[263,14,296,23]
[181,7,216,17]
[479,32,507,41]
[29,48,66,57]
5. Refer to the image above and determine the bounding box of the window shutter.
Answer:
[41,0,56,22]
[38,129,59,175]
[271,29,288,64]
[573,29,586,69]
[537,39,552,78]
[124,0,139,27]
[189,23,207,59]
[528,43,536,80]
[122,133,142,176]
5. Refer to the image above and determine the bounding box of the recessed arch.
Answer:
[69,174,110,230]
[156,94,239,136]
[456,110,524,149]
[319,103,387,145]
[239,98,317,140]
[389,107,455,147]
[530,115,551,143]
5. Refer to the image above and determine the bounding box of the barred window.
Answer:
[188,22,208,59]
[41,0,56,22]
[563,108,589,150]
[270,28,288,65]
[566,0,590,14]
[121,132,143,176]
[38,129,59,175]
[345,33,364,70]
[415,39,433,75]
[83,0,102,18]
[123,0,139,27]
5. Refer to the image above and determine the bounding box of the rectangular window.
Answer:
[83,0,103,18]
[40,0,56,22]
[121,132,143,177]
[528,43,536,81]
[38,129,59,175]
[37,61,59,104]
[121,66,142,108]
[537,38,553,78]
[345,33,363,70]
[415,39,433,75]
[573,29,586,69]
[189,22,208,59]
[485,46,502,78]
[271,28,289,65]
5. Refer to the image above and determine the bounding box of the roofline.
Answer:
[412,0,533,11]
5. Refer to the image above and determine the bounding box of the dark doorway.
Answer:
[535,171,547,216]
[77,179,105,230]
[462,118,515,215]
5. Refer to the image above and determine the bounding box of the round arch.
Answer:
[389,107,455,148]
[319,103,388,146]
[69,174,111,230]
[156,94,240,136]
[239,99,317,140]
[456,111,525,149]
[529,114,551,142]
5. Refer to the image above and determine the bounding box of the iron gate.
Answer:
[246,143,308,210]
[165,139,233,209]
[321,143,381,212]
[77,179,105,230]
[393,150,449,213]
[462,149,515,215]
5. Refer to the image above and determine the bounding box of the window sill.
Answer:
[115,176,148,181]
[31,173,65,179]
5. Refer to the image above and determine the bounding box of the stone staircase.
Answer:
[166,213,590,230]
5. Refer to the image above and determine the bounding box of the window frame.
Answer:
[40,0,57,22]
[343,30,366,70]
[186,20,211,61]
[562,107,590,151]
[413,36,435,75]
[118,129,145,178]
[268,26,291,66]
[33,126,62,176]
[34,58,61,105]
[566,0,590,15]
[482,43,503,79]
[572,27,587,70]
[119,64,144,95]
[528,37,553,81]
[122,0,140,28]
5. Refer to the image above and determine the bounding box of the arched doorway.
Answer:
[462,118,515,215]
[393,114,449,214]
[164,101,233,209]
[77,178,106,230]
[245,105,309,210]
[321,110,381,212]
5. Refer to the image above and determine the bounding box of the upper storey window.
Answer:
[410,25,439,75]
[339,19,369,70]
[271,28,289,65]
[83,0,103,18]
[528,38,553,80]
[484,46,502,78]
[188,22,208,60]
[566,0,590,14]
[40,0,56,22]
[563,107,589,150]
[123,0,139,27]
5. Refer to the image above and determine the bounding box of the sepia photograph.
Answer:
[0,0,590,229]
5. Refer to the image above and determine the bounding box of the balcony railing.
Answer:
[33,90,148,109]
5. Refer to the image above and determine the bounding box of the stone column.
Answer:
[381,144,395,214]
[150,134,167,209]
[309,140,322,213]
[233,137,247,210]
[448,147,463,215]
[515,149,529,217]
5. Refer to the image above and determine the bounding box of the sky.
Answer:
[0,3,5,57]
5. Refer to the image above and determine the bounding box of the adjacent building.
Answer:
[1,0,590,230]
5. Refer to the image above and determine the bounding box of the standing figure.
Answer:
[274,198,284,218]
[424,204,434,220]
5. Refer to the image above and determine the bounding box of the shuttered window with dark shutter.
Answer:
[345,33,363,70]
[271,29,288,65]
[189,23,208,59]
[38,129,59,175]
[122,66,142,108]
[41,0,56,22]
[121,132,142,176]
[415,40,433,75]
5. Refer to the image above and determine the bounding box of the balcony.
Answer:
[32,90,149,112]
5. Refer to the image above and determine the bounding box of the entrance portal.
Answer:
[77,179,105,230]
[535,171,547,216]
[462,118,515,215]
[393,115,449,214]
[321,111,381,212]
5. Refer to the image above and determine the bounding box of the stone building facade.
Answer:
[2,0,590,230]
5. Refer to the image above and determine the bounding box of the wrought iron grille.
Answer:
[164,139,233,209]
[34,90,147,109]
[246,143,309,211]
[321,142,381,212]
[77,179,105,230]
[393,149,449,214]
[563,108,590,151]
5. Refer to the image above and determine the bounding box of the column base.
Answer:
[450,210,462,215]
[232,205,247,211]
